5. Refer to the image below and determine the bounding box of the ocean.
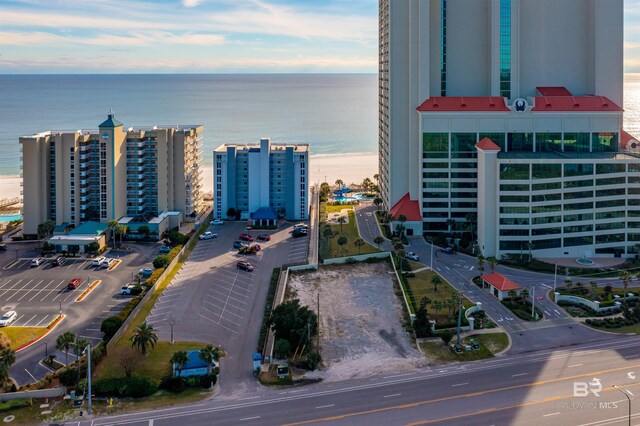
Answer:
[0,73,639,178]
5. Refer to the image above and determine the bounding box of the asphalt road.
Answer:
[3,241,158,385]
[145,221,309,394]
[73,333,640,425]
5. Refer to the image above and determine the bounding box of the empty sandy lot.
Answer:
[288,262,425,381]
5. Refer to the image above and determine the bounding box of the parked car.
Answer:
[442,247,455,254]
[199,231,218,240]
[100,258,116,269]
[293,223,308,229]
[52,256,66,267]
[92,256,106,266]
[121,285,142,295]
[405,252,419,261]
[236,260,254,272]
[239,233,254,242]
[159,246,172,254]
[31,257,45,267]
[210,219,224,225]
[0,244,7,252]
[0,311,17,327]
[67,278,82,290]
[292,228,308,238]
[256,234,271,242]
[239,244,261,255]
[139,268,153,277]
[233,241,247,249]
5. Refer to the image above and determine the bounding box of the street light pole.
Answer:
[85,344,92,415]
[553,263,558,293]
[430,238,434,270]
[613,385,631,426]
[168,318,176,344]
[531,286,536,320]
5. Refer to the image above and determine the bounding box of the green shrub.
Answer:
[153,255,170,269]
[130,285,144,296]
[159,376,186,393]
[145,267,166,286]
[92,342,107,365]
[185,376,201,387]
[256,268,281,353]
[0,400,30,413]
[93,376,157,398]
[57,368,78,386]
[101,316,123,342]
[118,296,143,321]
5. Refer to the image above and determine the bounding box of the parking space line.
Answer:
[21,314,38,326]
[206,294,246,313]
[16,279,44,302]
[219,315,242,327]
[34,315,51,327]
[41,281,66,302]
[0,279,22,299]
[5,279,34,302]
[209,288,247,305]
[199,313,238,334]
[28,280,55,302]
[203,301,243,319]
[201,306,222,320]
[0,278,14,290]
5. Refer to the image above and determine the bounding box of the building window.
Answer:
[536,133,562,153]
[565,164,594,177]
[500,164,529,180]
[479,133,506,151]
[440,0,447,96]
[499,0,511,99]
[507,133,533,152]
[532,164,561,179]
[564,133,590,152]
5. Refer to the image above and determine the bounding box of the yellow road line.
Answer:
[282,364,640,426]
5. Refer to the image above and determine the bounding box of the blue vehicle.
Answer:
[233,241,247,249]
[159,246,172,254]
[139,268,153,278]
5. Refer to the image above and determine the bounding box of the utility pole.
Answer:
[613,385,631,426]
[169,318,176,344]
[531,286,536,319]
[86,343,92,415]
[553,263,558,293]
[456,290,463,346]
[430,237,434,270]
[316,292,320,354]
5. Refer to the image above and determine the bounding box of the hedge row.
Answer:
[257,268,281,354]
[93,376,157,398]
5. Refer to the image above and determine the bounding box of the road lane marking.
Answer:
[383,393,401,398]
[568,364,583,368]
[316,405,335,409]
[543,412,560,417]
[625,354,639,359]
[240,416,260,421]
[451,383,468,387]
[511,373,527,377]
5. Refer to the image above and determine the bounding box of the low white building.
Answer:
[213,138,309,223]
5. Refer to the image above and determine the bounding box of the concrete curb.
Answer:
[16,314,65,353]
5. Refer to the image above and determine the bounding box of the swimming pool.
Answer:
[0,214,22,223]
[334,194,374,203]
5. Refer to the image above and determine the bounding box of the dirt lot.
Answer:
[287,262,426,382]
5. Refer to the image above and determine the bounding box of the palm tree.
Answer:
[337,236,348,257]
[564,279,573,288]
[74,337,88,358]
[487,257,497,274]
[108,219,119,249]
[508,289,517,303]
[199,345,224,376]
[520,288,530,302]
[336,215,347,233]
[56,331,76,365]
[335,179,344,189]
[354,238,365,254]
[0,347,16,369]
[362,177,373,192]
[46,354,57,367]
[395,223,406,238]
[619,271,631,301]
[116,224,127,248]
[432,300,443,321]
[130,322,158,355]
[420,297,431,317]
[373,197,383,211]
[447,219,456,233]
[373,236,384,248]
[396,249,406,271]
[526,241,535,263]
[431,275,442,293]
[170,351,189,377]
[323,225,333,247]
[477,255,485,275]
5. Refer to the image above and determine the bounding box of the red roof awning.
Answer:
[417,97,509,112]
[621,130,639,150]
[389,193,422,222]
[532,96,622,112]
[481,273,521,291]
[536,86,573,96]
[475,137,501,151]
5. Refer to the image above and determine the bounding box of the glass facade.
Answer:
[440,0,447,96]
[499,0,511,99]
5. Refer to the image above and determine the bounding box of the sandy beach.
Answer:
[200,152,378,193]
[0,175,21,200]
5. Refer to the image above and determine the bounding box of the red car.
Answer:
[239,233,254,242]
[67,278,82,290]
[256,234,271,242]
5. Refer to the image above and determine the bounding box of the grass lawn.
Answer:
[2,327,48,350]
[320,208,379,259]
[403,265,473,323]
[419,332,509,363]
[502,300,544,321]
[585,322,640,334]
[556,285,640,301]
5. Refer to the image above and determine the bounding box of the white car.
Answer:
[0,311,17,327]
[199,231,218,240]
[92,256,106,267]
[100,258,116,269]
[121,285,139,295]
[31,257,45,267]
[210,219,224,225]
[405,252,420,261]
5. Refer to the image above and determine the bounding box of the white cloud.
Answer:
[0,31,225,47]
[182,0,202,7]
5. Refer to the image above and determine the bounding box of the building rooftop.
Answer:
[175,350,212,371]
[99,113,123,128]
[68,221,109,236]
[498,151,640,160]
[214,143,309,153]
[532,96,622,112]
[536,86,573,96]
[389,193,422,222]
[250,207,278,221]
[481,273,521,291]
[417,97,510,112]
[621,130,640,150]
[475,138,501,151]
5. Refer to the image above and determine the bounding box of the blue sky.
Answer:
[1,0,639,74]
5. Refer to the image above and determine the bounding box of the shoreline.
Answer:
[8,153,379,199]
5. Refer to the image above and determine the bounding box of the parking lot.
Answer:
[146,220,309,388]
[2,241,160,385]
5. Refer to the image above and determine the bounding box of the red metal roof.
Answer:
[475,137,501,151]
[532,96,622,112]
[536,87,573,96]
[621,130,639,150]
[389,193,422,222]
[481,273,521,291]
[417,97,509,112]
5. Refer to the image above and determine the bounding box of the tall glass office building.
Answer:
[379,0,639,259]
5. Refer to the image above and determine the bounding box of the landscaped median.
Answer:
[8,314,65,352]
[419,332,509,363]
[75,280,102,302]
[319,202,380,259]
